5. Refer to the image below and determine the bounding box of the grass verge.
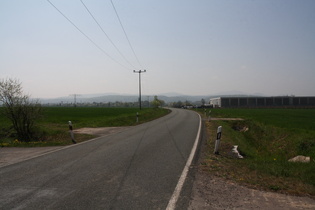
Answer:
[0,107,170,147]
[199,108,315,197]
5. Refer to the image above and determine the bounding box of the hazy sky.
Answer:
[1,0,314,98]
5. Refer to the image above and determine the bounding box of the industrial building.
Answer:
[209,96,315,108]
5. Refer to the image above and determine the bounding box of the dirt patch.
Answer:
[210,118,244,121]
[73,127,130,136]
[188,170,315,210]
[0,147,62,167]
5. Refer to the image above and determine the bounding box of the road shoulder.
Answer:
[0,146,62,167]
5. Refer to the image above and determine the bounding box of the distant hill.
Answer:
[38,93,266,105]
[39,94,216,104]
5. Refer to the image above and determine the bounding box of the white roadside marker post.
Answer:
[136,112,139,123]
[68,121,76,144]
[214,126,222,154]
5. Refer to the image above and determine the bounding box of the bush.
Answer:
[0,78,42,142]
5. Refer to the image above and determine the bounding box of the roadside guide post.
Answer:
[214,126,222,154]
[136,112,139,123]
[68,121,76,144]
[208,110,211,121]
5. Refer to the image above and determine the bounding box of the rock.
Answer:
[230,145,244,159]
[288,155,311,163]
[232,125,249,132]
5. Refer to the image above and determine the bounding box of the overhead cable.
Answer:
[110,0,144,69]
[80,0,137,69]
[46,0,130,70]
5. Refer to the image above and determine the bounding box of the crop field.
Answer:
[202,108,315,196]
[0,107,170,146]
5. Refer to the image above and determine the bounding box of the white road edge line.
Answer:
[166,113,202,210]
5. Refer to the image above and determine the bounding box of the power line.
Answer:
[110,0,143,69]
[46,0,130,70]
[80,0,137,69]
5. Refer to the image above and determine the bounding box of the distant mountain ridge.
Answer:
[38,92,265,105]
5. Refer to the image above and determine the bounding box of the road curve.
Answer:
[0,108,200,209]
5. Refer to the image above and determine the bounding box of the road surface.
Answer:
[0,108,201,209]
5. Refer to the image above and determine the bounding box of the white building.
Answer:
[209,97,221,108]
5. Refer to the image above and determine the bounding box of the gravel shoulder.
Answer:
[189,170,315,210]
[0,146,63,167]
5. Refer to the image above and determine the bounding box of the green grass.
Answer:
[40,107,170,127]
[200,108,315,196]
[0,107,170,146]
[210,108,315,130]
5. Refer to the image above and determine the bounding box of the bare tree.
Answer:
[0,78,42,142]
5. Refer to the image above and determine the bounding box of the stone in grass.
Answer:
[229,145,244,159]
[288,155,310,163]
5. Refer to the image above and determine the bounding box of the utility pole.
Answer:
[133,70,146,110]
[147,95,150,108]
[69,94,81,107]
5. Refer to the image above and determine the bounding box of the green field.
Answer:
[211,108,315,131]
[40,107,170,127]
[202,108,315,196]
[0,107,170,146]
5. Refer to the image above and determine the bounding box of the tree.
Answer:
[151,96,165,108]
[172,101,184,108]
[185,100,192,106]
[0,78,42,142]
[201,98,206,106]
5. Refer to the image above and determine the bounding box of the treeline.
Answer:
[45,101,151,108]
[44,96,167,108]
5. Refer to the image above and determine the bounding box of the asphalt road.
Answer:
[0,108,201,210]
